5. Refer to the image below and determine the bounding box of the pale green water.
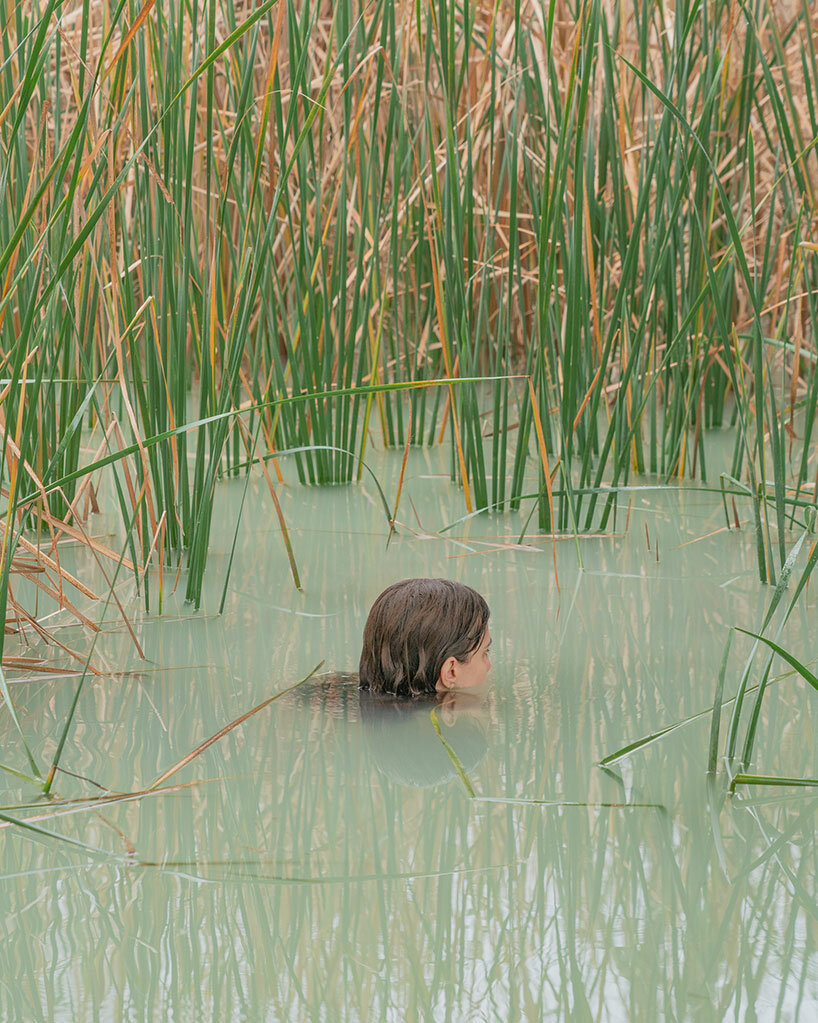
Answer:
[2,439,818,1021]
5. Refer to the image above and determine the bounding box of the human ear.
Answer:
[437,656,458,689]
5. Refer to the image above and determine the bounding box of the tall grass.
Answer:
[0,0,816,636]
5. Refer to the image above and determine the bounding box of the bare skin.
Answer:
[436,628,492,693]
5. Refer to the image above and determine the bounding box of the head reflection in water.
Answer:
[359,688,489,789]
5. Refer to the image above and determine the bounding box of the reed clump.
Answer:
[0,0,817,638]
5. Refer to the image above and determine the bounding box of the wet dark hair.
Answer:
[358,578,490,698]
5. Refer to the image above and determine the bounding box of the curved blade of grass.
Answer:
[739,539,818,764]
[0,761,39,786]
[730,774,818,793]
[606,541,818,771]
[1,780,215,827]
[726,531,811,760]
[599,660,813,768]
[734,628,818,692]
[148,661,323,791]
[598,720,685,768]
[430,707,475,797]
[0,809,124,860]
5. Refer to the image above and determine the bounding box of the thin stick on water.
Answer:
[147,662,324,791]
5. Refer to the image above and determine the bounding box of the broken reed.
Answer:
[1,0,818,619]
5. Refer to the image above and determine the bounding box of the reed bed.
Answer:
[2,0,817,993]
[1,0,817,632]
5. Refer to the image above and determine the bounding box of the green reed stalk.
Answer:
[3,0,818,627]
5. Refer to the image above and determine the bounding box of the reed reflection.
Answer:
[2,447,818,1020]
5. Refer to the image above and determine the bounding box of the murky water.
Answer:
[2,435,818,1021]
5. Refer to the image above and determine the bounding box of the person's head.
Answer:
[358,578,491,698]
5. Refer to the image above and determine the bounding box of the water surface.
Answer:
[2,439,817,1021]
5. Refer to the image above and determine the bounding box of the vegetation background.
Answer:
[2,0,817,657]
